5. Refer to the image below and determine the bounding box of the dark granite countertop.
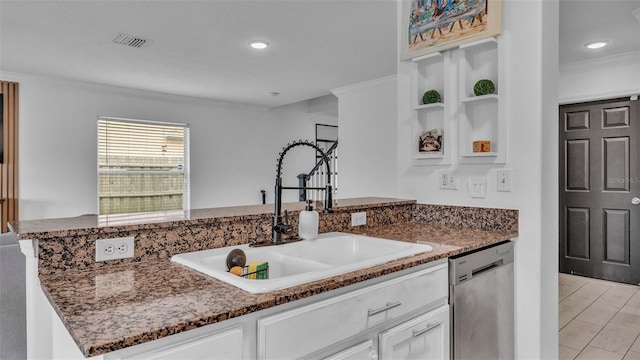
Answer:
[39,222,517,357]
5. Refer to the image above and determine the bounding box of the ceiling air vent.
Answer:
[112,33,151,48]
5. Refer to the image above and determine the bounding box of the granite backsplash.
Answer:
[33,202,415,275]
[14,199,517,275]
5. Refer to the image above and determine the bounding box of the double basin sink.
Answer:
[171,232,433,294]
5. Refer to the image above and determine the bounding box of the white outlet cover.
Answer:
[447,171,458,190]
[439,170,449,189]
[468,178,488,198]
[439,170,458,190]
[351,211,367,226]
[438,170,458,190]
[96,237,135,262]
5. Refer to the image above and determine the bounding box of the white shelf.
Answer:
[411,50,452,166]
[457,35,506,164]
[414,152,445,160]
[407,35,506,166]
[412,52,443,62]
[413,103,445,111]
[460,152,499,158]
[461,94,499,103]
[459,37,497,50]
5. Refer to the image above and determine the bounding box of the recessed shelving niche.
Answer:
[411,51,452,165]
[457,36,506,163]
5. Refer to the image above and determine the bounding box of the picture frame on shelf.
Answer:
[400,0,502,61]
[418,128,443,154]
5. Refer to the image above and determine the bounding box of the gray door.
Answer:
[560,97,640,284]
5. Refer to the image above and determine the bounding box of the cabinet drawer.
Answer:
[324,340,375,360]
[122,326,243,360]
[379,305,450,360]
[258,263,447,360]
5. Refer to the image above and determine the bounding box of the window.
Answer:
[98,117,190,215]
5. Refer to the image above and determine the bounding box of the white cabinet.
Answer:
[122,326,243,360]
[258,262,448,360]
[411,51,453,166]
[379,305,450,360]
[324,340,377,360]
[457,36,506,164]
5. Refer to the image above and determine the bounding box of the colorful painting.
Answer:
[400,0,502,60]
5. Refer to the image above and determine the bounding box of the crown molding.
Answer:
[560,51,640,74]
[0,70,269,111]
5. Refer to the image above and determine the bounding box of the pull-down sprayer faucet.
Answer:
[272,140,333,244]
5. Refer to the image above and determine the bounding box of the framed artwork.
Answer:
[400,0,502,61]
[418,128,443,153]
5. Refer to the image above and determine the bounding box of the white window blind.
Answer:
[98,117,190,215]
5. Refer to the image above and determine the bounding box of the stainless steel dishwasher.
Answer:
[449,241,514,360]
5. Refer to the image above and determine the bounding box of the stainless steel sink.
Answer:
[171,232,432,294]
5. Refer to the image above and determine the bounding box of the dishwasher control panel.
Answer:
[449,241,514,285]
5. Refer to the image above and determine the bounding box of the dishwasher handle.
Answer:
[471,259,504,278]
[449,241,514,285]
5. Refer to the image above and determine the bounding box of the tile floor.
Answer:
[559,273,640,360]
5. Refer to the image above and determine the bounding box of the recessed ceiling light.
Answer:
[249,40,270,49]
[585,41,609,49]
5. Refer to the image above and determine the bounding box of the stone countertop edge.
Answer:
[10,197,415,240]
[38,223,518,358]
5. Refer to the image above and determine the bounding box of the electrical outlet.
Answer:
[439,170,458,190]
[116,242,128,254]
[497,169,512,192]
[96,237,134,262]
[104,244,115,256]
[468,178,488,198]
[439,170,449,189]
[351,211,367,226]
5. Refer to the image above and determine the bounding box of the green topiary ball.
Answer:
[422,90,441,105]
[473,79,496,96]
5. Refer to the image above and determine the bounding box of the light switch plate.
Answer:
[497,169,512,192]
[468,178,488,198]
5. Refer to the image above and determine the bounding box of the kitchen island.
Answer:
[11,198,518,358]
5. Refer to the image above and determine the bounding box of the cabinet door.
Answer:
[379,305,449,360]
[125,326,243,360]
[324,340,376,360]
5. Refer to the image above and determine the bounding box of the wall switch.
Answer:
[497,169,512,192]
[96,237,134,262]
[439,170,458,190]
[351,211,367,226]
[468,178,488,198]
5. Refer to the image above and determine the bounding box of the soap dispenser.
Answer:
[298,200,319,240]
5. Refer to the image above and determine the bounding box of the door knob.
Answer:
[632,197,640,205]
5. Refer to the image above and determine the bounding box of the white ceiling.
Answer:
[0,0,397,108]
[0,1,638,108]
[559,0,640,65]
